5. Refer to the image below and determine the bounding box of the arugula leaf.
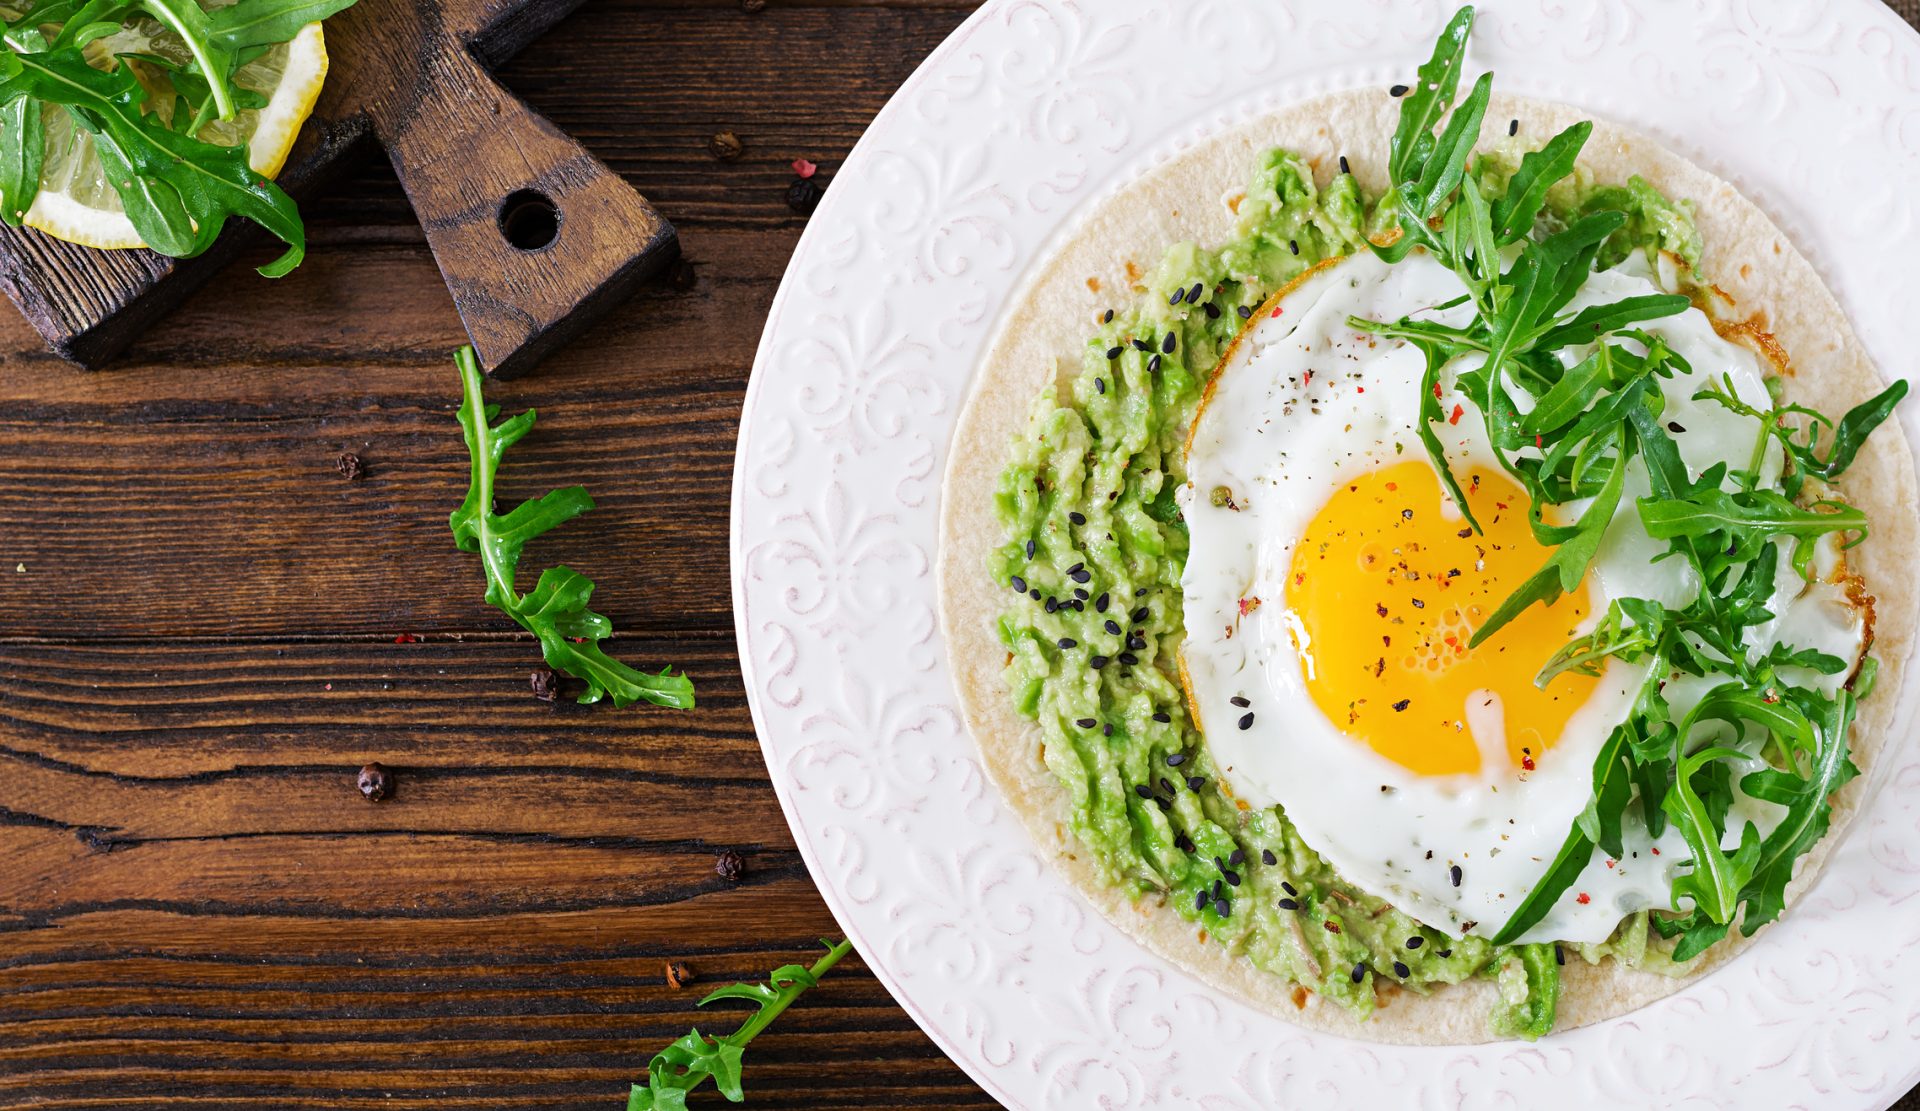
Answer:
[629,939,853,1110]
[0,95,42,224]
[0,44,307,273]
[1469,446,1624,647]
[1734,687,1861,935]
[450,347,695,710]
[1663,744,1760,927]
[1488,121,1588,245]
[1387,6,1476,187]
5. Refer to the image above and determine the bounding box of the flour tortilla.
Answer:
[936,89,1919,1044]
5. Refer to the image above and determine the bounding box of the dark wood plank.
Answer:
[0,2,991,1107]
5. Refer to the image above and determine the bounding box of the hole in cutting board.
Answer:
[499,189,560,251]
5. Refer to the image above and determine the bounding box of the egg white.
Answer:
[1180,249,1867,944]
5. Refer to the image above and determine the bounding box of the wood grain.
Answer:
[0,3,989,1108]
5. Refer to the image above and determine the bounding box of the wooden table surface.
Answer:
[4,3,1919,1109]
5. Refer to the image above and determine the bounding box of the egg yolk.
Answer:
[1283,460,1596,777]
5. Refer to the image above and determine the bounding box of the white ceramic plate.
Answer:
[731,2,1920,1106]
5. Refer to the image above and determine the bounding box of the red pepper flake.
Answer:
[1651,847,1660,855]
[1521,754,1536,771]
[1271,306,1285,318]
[1304,370,1314,386]
[1238,596,1263,617]
[1324,921,1342,934]
[1576,892,1591,905]
[1448,403,1464,425]
[393,633,419,644]
[791,158,818,179]
[324,683,333,691]
[1535,434,1543,448]
[1356,386,1365,393]
[1432,383,1443,399]
[1605,859,1617,869]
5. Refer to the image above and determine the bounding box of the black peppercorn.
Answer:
[715,849,746,882]
[530,669,561,703]
[785,176,825,215]
[357,762,392,802]
[335,452,363,481]
[707,130,744,161]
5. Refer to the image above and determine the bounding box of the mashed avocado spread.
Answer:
[990,148,1697,1037]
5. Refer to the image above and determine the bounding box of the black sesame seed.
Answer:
[1118,652,1138,666]
[1044,598,1058,613]
[1165,752,1185,766]
[1215,898,1231,918]
[1057,637,1077,650]
[1392,699,1411,712]
[1131,607,1151,623]
[1025,540,1037,559]
[1188,282,1204,304]
[1668,421,1687,433]
[1160,777,1174,794]
[1223,869,1242,887]
[1073,588,1089,600]
[1236,304,1253,319]
[1390,83,1409,96]
[1261,849,1277,866]
[1162,331,1177,354]
[1072,599,1085,611]
[1135,784,1154,799]
[1196,890,1209,912]
[1127,636,1146,651]
[1132,338,1152,351]
[1029,589,1042,600]
[1508,118,1519,136]
[1281,881,1296,896]
[1095,592,1110,612]
[1212,879,1224,899]
[1095,377,1106,394]
[1278,898,1299,911]
[1237,712,1254,730]
[1555,945,1565,966]
[1204,302,1221,320]
[1212,855,1228,870]
[1105,619,1122,636]
[1153,712,1172,725]
[1229,695,1250,708]
[1070,569,1092,584]
[1103,724,1113,737]
[1228,849,1245,865]
[1406,936,1424,950]
[1449,864,1462,887]
[1104,309,1115,323]
[1011,576,1027,593]
[1106,346,1123,360]
[1175,833,1194,853]
[1135,587,1148,597]
[1187,775,1205,791]
[1170,287,1187,305]
[1147,354,1162,374]
[1288,239,1299,255]
[1075,717,1096,728]
[1351,962,1366,983]
[1394,961,1411,978]
[1438,948,1453,958]
[1155,797,1171,812]
[1069,511,1086,525]
[1338,154,1350,174]
[1090,655,1109,669]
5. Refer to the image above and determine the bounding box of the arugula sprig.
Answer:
[1373,7,1906,955]
[450,347,695,710]
[0,0,357,271]
[629,939,852,1110]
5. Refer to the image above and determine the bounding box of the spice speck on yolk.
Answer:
[1283,459,1596,777]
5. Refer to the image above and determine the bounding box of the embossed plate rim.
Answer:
[733,2,1920,1107]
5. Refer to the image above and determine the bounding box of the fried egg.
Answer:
[1180,249,1869,944]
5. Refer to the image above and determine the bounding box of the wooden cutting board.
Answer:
[0,0,676,376]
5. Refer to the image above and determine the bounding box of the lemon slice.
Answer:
[17,15,328,250]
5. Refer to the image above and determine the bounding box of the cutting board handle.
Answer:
[379,39,675,377]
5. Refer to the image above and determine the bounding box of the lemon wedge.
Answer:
[19,16,327,250]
